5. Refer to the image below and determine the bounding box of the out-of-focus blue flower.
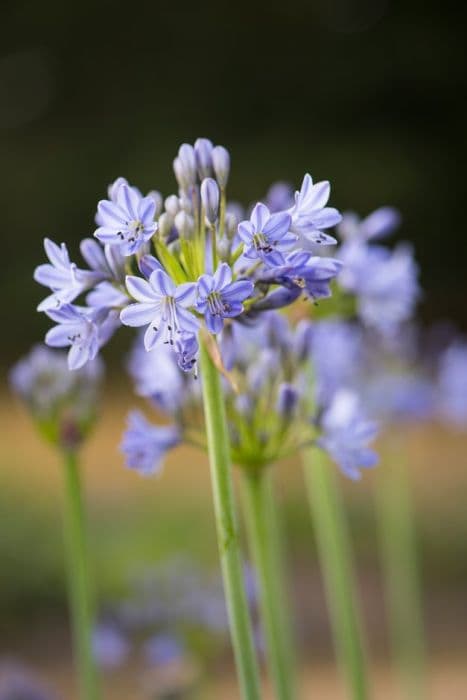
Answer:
[143,635,184,667]
[93,622,130,669]
[317,390,379,480]
[121,270,199,351]
[437,341,467,428]
[238,203,293,266]
[44,305,105,370]
[339,243,420,335]
[128,335,184,413]
[287,174,341,244]
[121,410,181,475]
[364,373,435,425]
[338,207,401,243]
[310,320,364,406]
[0,663,58,700]
[34,239,103,311]
[196,263,253,334]
[265,181,294,213]
[95,184,157,255]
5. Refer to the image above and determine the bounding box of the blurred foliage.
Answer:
[1,0,466,368]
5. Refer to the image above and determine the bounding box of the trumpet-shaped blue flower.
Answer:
[288,174,341,244]
[260,251,342,300]
[196,263,253,334]
[121,270,199,351]
[121,410,181,475]
[317,390,379,480]
[34,238,103,311]
[238,203,293,266]
[44,304,104,370]
[95,184,157,255]
[80,238,126,283]
[174,332,199,372]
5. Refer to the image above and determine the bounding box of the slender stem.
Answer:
[303,447,368,700]
[199,340,261,700]
[375,443,426,700]
[241,469,297,700]
[62,450,99,700]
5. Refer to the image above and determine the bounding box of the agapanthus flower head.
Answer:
[317,390,379,480]
[121,410,181,476]
[10,345,103,450]
[35,137,345,375]
[95,184,157,255]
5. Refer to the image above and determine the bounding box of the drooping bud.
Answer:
[164,195,180,217]
[194,137,214,179]
[174,210,194,239]
[276,382,299,418]
[200,178,220,224]
[212,146,230,188]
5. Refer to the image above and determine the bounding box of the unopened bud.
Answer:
[212,146,230,188]
[164,195,180,217]
[194,137,214,179]
[200,178,220,224]
[147,190,163,218]
[174,210,194,239]
[176,144,197,188]
[158,212,174,240]
[276,383,299,418]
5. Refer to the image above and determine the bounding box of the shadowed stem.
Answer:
[241,468,298,700]
[303,447,368,700]
[199,341,261,700]
[62,450,99,700]
[376,445,426,700]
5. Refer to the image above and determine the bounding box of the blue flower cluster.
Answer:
[34,139,342,372]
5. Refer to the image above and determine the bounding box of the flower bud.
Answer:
[212,146,230,188]
[194,137,214,179]
[276,382,299,419]
[174,210,194,239]
[164,195,180,217]
[225,212,238,239]
[176,144,197,189]
[158,212,174,241]
[200,178,220,224]
[147,190,163,218]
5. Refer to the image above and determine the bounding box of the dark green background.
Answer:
[2,0,466,367]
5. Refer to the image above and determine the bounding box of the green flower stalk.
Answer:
[376,441,426,700]
[10,346,101,700]
[303,447,368,700]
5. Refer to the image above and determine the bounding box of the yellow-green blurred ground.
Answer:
[1,389,467,697]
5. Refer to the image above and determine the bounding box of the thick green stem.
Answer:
[241,469,297,700]
[62,451,99,700]
[375,449,426,700]
[303,447,368,700]
[199,341,261,700]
